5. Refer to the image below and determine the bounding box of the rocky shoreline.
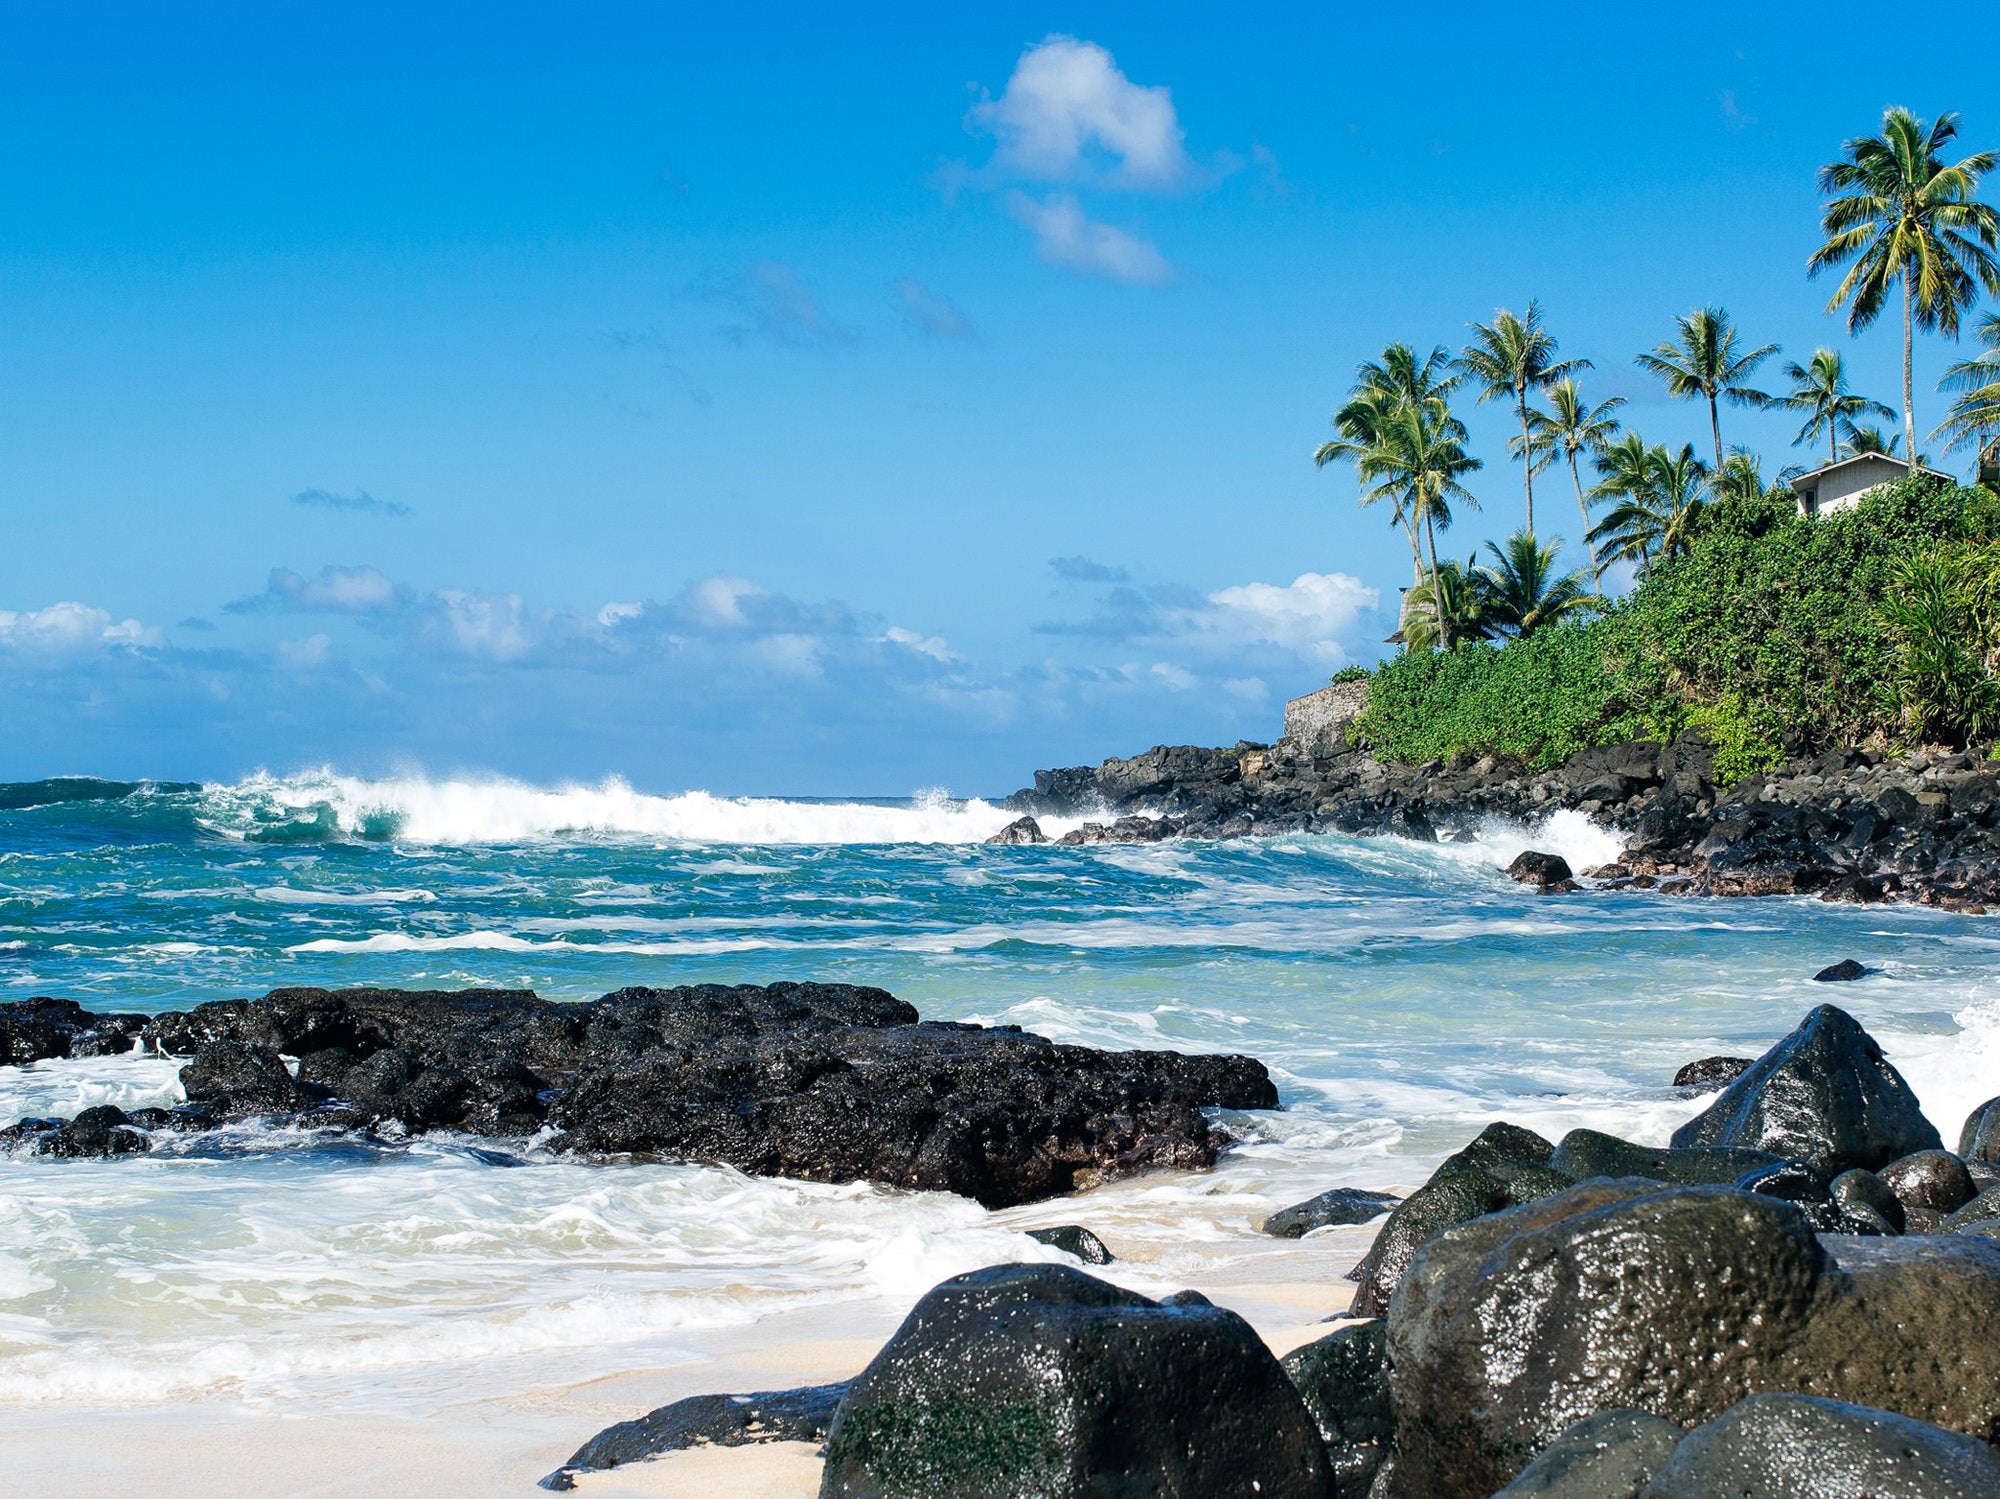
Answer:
[545,1002,2000,1497]
[994,715,2000,913]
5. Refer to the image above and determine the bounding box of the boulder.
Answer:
[1637,1393,2000,1498]
[1960,1096,2000,1165]
[1669,1056,1751,1090]
[179,1040,315,1116]
[38,1104,151,1158]
[0,997,147,1065]
[1492,1410,1683,1498]
[985,816,1047,846]
[1668,1005,1941,1174]
[1811,958,1867,983]
[1385,1180,2000,1499]
[1263,1187,1403,1238]
[541,1382,847,1490]
[1280,1319,1390,1498]
[819,1263,1329,1499]
[1829,1168,1905,1233]
[1941,1186,2000,1233]
[1507,851,1576,891]
[1547,1129,1783,1186]
[1026,1226,1114,1265]
[1878,1149,1977,1217]
[1347,1122,1566,1317]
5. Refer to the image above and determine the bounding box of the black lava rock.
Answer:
[1960,1096,2000,1165]
[985,816,1047,845]
[1492,1409,1682,1498]
[819,1263,1329,1499]
[1507,851,1576,891]
[1280,1318,1391,1498]
[40,1104,151,1158]
[1669,1005,1941,1174]
[0,997,147,1065]
[1639,1393,2000,1498]
[1830,1167,1905,1233]
[540,1382,847,1490]
[1878,1149,1978,1217]
[1812,958,1868,983]
[1548,1128,1784,1186]
[1384,1180,2000,1499]
[1347,1122,1566,1317]
[1670,1056,1752,1090]
[65,983,1281,1208]
[1262,1186,1403,1238]
[1026,1225,1114,1264]
[1942,1185,2000,1233]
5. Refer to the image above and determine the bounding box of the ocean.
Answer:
[2,770,1996,1416]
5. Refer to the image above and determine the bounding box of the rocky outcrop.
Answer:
[819,1263,1329,1499]
[1281,1318,1392,1497]
[985,815,1047,845]
[5,984,1278,1208]
[1384,1180,2000,1498]
[0,997,147,1065]
[1004,732,2000,911]
[1025,1225,1114,1264]
[1671,1055,1752,1090]
[540,1382,848,1490]
[1669,1005,1941,1173]
[1263,1187,1403,1239]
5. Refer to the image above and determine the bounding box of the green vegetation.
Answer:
[1313,105,2000,777]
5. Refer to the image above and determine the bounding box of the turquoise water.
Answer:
[1,771,1996,1409]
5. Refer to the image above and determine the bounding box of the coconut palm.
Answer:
[1524,378,1624,577]
[1841,423,1903,458]
[1400,557,1491,653]
[1711,449,1802,507]
[1810,107,2000,462]
[1475,530,1596,638]
[1778,348,1896,464]
[1586,433,1656,575]
[1933,312,2000,476]
[1589,442,1709,574]
[1354,394,1483,616]
[1635,307,1778,472]
[1457,301,1590,534]
[1316,343,1463,581]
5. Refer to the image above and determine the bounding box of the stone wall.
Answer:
[1281,680,1368,755]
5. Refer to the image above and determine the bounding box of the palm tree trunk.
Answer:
[1423,509,1445,651]
[1708,393,1724,474]
[1903,275,1916,462]
[1828,413,1838,466]
[1568,452,1599,577]
[1518,388,1535,535]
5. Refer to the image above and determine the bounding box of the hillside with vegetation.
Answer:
[1317,107,2000,784]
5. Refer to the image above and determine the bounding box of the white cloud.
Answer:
[596,601,643,628]
[1198,573,1379,661]
[277,633,332,669]
[690,576,764,628]
[971,36,1189,188]
[1150,661,1198,690]
[0,601,159,655]
[432,589,541,661]
[882,625,954,662]
[1223,676,1269,702]
[233,565,406,615]
[894,279,978,341]
[1007,193,1171,285]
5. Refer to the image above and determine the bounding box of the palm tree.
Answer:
[1316,343,1462,581]
[1400,557,1491,653]
[1810,107,2000,462]
[1711,448,1801,506]
[1476,530,1596,638]
[1934,312,2000,477]
[1589,442,1709,575]
[1355,394,1482,606]
[1525,378,1623,578]
[1635,308,1778,471]
[1457,301,1589,535]
[1841,423,1903,457]
[1778,348,1895,464]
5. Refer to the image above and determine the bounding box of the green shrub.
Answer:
[1329,664,1371,684]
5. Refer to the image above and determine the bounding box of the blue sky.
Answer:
[3,4,1998,794]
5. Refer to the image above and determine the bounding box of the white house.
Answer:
[1791,453,1949,518]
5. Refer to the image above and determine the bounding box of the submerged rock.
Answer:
[59,984,1278,1207]
[540,1382,847,1490]
[1670,1055,1752,1090]
[1669,1005,1941,1174]
[820,1263,1328,1499]
[1492,1409,1682,1498]
[1025,1225,1114,1264]
[1639,1393,2000,1498]
[1262,1186,1403,1238]
[1812,958,1867,982]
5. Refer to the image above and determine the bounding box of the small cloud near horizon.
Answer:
[894,279,978,341]
[1049,555,1129,583]
[291,487,411,519]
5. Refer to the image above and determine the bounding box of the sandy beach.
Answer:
[0,1217,1375,1499]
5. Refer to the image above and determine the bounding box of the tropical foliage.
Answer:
[1634,307,1777,471]
[1778,348,1894,463]
[1456,302,1588,535]
[1935,312,2000,474]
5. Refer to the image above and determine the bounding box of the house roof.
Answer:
[1789,452,1951,489]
